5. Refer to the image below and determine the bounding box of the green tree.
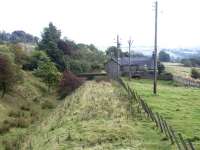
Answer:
[34,61,60,92]
[38,22,66,70]
[159,51,170,62]
[38,22,61,50]
[106,46,122,58]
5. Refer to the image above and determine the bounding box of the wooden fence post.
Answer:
[187,139,195,150]
[156,113,163,133]
[169,126,182,150]
[178,133,188,150]
[160,116,168,138]
[163,120,174,144]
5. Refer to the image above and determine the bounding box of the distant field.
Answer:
[163,62,200,79]
[20,81,174,150]
[125,78,200,149]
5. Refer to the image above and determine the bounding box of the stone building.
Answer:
[106,56,154,79]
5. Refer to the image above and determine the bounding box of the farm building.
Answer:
[106,56,154,78]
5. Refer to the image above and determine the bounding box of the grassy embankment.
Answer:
[0,71,60,150]
[20,81,174,150]
[125,78,200,149]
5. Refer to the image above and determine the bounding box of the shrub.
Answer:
[0,124,10,134]
[0,54,21,97]
[41,101,55,109]
[3,119,17,128]
[2,139,18,150]
[157,62,165,75]
[8,110,22,118]
[20,104,30,111]
[58,70,84,98]
[158,72,173,81]
[3,118,30,128]
[22,50,50,71]
[17,118,30,128]
[68,59,91,74]
[12,44,29,65]
[34,61,60,92]
[191,68,200,79]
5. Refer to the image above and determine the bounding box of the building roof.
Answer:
[120,57,153,66]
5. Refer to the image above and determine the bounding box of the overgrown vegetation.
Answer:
[19,81,173,150]
[58,70,84,99]
[34,61,60,92]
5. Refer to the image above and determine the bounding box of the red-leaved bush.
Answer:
[58,70,84,98]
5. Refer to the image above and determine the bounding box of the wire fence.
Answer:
[117,78,196,150]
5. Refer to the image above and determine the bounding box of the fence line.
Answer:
[117,78,196,150]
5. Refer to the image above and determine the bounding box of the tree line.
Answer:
[0,22,107,98]
[0,30,39,44]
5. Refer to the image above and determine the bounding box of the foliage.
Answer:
[191,68,200,79]
[0,30,38,43]
[58,70,84,98]
[159,51,170,62]
[68,58,91,74]
[0,54,22,97]
[41,101,55,109]
[34,61,60,91]
[106,46,122,58]
[38,22,67,70]
[158,72,173,81]
[22,50,50,70]
[12,44,29,65]
[157,62,165,75]
[38,22,61,50]
[57,39,78,55]
[38,23,106,72]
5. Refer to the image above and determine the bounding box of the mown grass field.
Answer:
[20,81,175,150]
[163,62,200,78]
[125,78,200,149]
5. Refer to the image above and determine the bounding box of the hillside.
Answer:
[19,81,173,150]
[0,71,60,149]
[126,78,200,149]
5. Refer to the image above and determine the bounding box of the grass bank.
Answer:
[20,81,174,150]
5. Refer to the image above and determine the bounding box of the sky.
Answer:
[0,0,200,51]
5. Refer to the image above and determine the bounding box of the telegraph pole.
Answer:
[128,38,133,80]
[153,1,158,94]
[116,35,120,78]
